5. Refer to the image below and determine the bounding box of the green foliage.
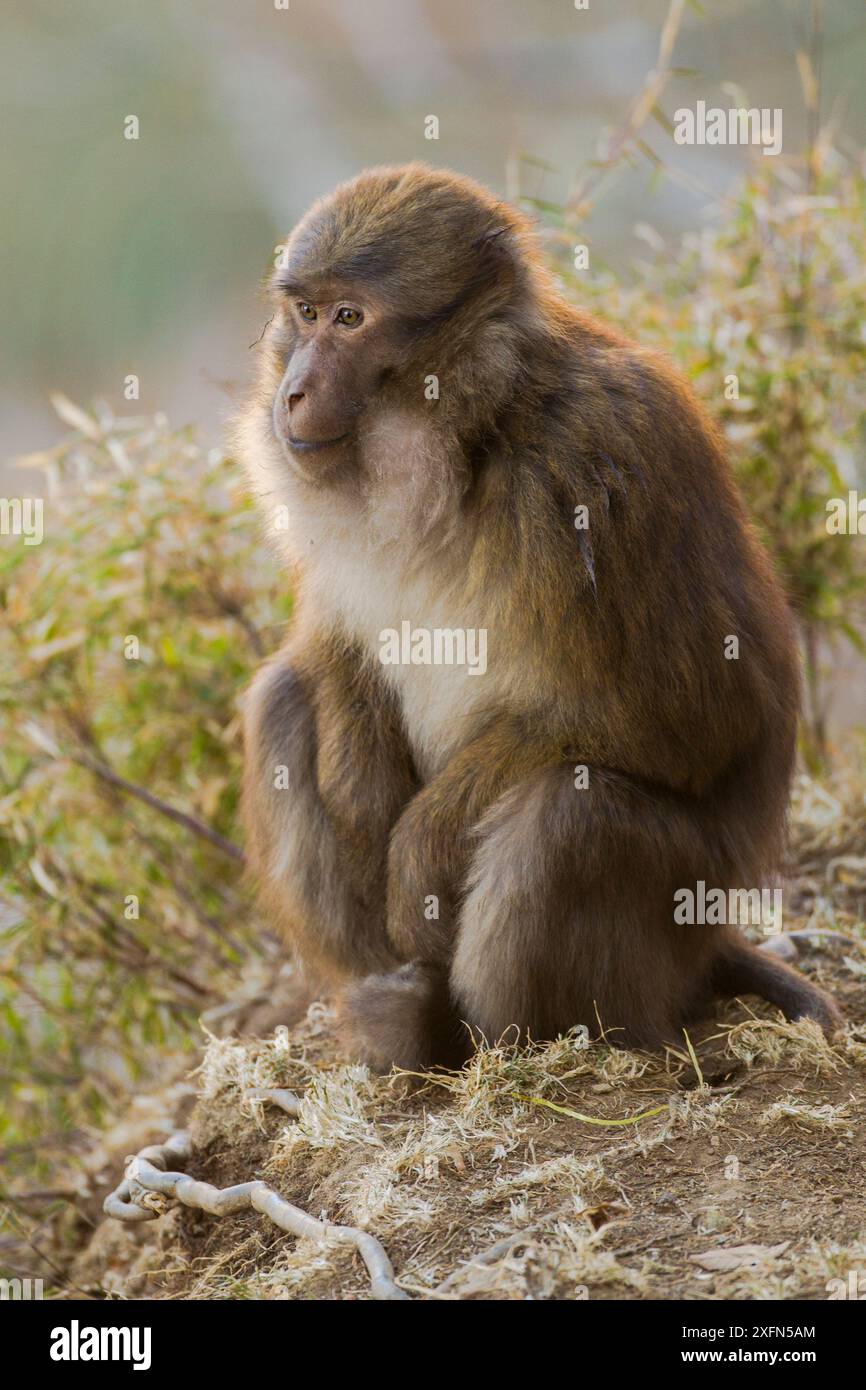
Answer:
[0,405,289,1174]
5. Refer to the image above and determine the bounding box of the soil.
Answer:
[70,945,866,1302]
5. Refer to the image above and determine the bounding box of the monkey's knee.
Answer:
[242,656,314,775]
[242,658,316,860]
[339,963,470,1072]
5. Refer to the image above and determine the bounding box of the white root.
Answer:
[104,1130,409,1301]
[244,1087,302,1116]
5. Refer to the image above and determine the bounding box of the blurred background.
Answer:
[3,0,866,470]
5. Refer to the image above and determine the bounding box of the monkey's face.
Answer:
[269,277,399,473]
[240,164,533,501]
[252,166,528,480]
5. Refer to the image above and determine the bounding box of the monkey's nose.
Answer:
[287,393,305,413]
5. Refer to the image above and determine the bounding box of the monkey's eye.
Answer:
[335,306,363,328]
[297,302,317,322]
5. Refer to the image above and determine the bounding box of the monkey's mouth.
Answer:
[282,432,352,455]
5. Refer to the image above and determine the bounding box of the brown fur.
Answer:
[235,163,841,1069]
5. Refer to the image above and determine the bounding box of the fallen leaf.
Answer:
[688,1241,790,1272]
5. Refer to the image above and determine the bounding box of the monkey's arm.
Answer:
[242,633,417,980]
[386,717,556,962]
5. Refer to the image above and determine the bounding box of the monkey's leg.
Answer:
[345,759,711,1067]
[451,765,709,1050]
[708,932,842,1035]
[242,639,416,982]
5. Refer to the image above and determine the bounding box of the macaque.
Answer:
[234,163,841,1069]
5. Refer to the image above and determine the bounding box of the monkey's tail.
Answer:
[339,962,472,1073]
[709,931,842,1037]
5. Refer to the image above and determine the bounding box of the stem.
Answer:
[567,0,685,216]
[801,621,827,766]
[71,750,245,863]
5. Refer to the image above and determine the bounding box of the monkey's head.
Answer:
[239,164,543,500]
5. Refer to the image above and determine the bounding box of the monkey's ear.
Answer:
[472,226,510,251]
[472,225,518,293]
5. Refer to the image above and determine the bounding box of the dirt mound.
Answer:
[54,769,866,1299]
[72,954,866,1301]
